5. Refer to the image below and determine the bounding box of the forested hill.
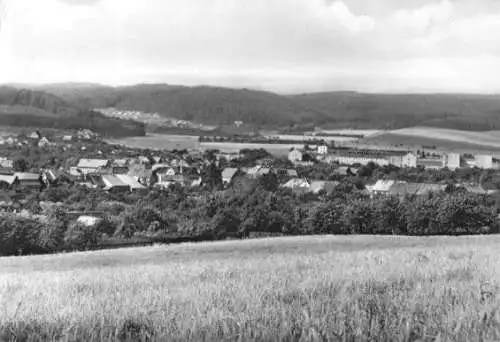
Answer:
[0,87,146,137]
[34,83,329,127]
[289,92,500,131]
[13,83,500,131]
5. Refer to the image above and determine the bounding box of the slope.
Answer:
[0,87,145,137]
[34,84,330,127]
[290,92,500,130]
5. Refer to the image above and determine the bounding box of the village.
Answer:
[0,129,499,204]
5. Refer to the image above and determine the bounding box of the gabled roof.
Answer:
[115,175,146,190]
[417,158,443,167]
[152,163,171,172]
[112,159,129,167]
[282,178,310,189]
[310,180,339,194]
[257,168,271,176]
[101,175,129,189]
[128,165,152,178]
[222,168,239,181]
[15,173,40,181]
[389,182,446,196]
[462,184,487,194]
[77,159,109,169]
[369,180,396,192]
[0,174,16,185]
[334,166,353,176]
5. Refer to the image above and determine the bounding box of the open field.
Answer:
[200,142,304,156]
[2,235,500,340]
[108,134,305,156]
[106,134,200,150]
[362,127,500,155]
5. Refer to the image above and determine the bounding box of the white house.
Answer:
[288,148,303,163]
[76,159,110,175]
[366,180,396,195]
[317,145,329,155]
[445,153,461,170]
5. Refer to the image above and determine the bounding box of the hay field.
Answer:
[199,142,304,156]
[362,127,500,154]
[393,127,500,147]
[106,134,200,150]
[1,235,500,340]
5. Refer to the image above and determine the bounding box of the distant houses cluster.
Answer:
[288,146,496,170]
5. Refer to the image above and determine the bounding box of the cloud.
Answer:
[56,0,101,5]
[327,2,375,33]
[1,0,500,92]
[392,0,454,31]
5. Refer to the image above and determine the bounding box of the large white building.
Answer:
[475,155,493,169]
[444,153,461,170]
[326,150,415,167]
[288,148,303,163]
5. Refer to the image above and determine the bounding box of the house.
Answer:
[0,158,13,169]
[257,158,274,168]
[128,165,153,185]
[333,166,355,176]
[389,152,418,168]
[155,175,186,188]
[15,173,41,189]
[481,182,500,195]
[112,159,129,167]
[366,180,396,195]
[111,166,129,175]
[288,148,303,163]
[152,163,172,173]
[388,182,446,197]
[474,155,494,169]
[62,135,73,141]
[76,215,102,227]
[76,159,110,175]
[246,166,264,179]
[101,175,130,193]
[38,137,52,148]
[417,158,444,170]
[222,168,239,186]
[115,175,147,192]
[461,184,487,195]
[29,131,42,140]
[216,152,242,161]
[326,150,407,167]
[317,145,329,155]
[309,180,339,194]
[281,178,310,194]
[0,174,16,190]
[445,153,461,170]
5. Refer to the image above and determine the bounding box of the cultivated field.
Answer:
[362,127,500,155]
[1,235,500,340]
[106,134,200,150]
[199,142,304,156]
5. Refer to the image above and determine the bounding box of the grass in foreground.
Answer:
[1,235,500,341]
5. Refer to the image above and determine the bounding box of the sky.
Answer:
[1,0,500,93]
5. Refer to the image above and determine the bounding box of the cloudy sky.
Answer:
[0,0,500,93]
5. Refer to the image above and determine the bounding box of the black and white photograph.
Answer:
[1,0,500,340]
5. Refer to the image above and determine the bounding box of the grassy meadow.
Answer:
[362,127,500,155]
[1,235,500,341]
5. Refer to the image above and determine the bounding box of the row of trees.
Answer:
[1,177,497,257]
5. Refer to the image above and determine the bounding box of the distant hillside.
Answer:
[33,84,329,127]
[15,83,500,131]
[0,87,145,137]
[290,92,500,131]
